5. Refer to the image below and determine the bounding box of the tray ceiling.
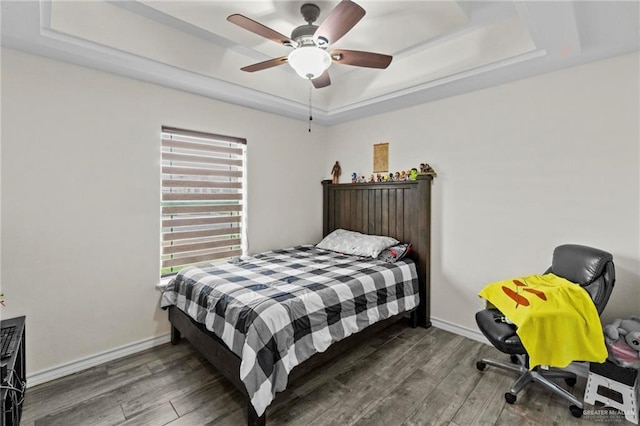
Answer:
[2,1,638,125]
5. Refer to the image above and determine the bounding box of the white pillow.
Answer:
[316,229,399,258]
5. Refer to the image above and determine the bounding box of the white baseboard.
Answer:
[431,316,490,345]
[27,333,171,388]
[26,319,486,388]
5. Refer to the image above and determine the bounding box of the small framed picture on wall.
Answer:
[373,142,389,173]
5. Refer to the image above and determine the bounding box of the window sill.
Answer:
[156,275,175,292]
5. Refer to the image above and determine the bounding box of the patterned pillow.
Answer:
[377,243,412,263]
[316,229,399,258]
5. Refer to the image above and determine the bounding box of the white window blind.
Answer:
[161,127,246,275]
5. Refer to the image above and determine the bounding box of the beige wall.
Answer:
[3,47,639,376]
[1,48,327,374]
[324,52,640,331]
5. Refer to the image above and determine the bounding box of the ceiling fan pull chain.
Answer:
[308,84,313,133]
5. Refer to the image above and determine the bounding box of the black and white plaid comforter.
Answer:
[160,245,419,416]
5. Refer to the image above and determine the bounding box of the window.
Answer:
[161,127,246,276]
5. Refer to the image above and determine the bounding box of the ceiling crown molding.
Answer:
[2,1,638,126]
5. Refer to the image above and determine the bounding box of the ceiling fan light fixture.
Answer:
[287,46,331,80]
[229,0,392,88]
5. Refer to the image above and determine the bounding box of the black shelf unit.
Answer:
[1,316,25,426]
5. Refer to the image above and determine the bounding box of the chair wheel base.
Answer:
[564,377,577,387]
[505,392,517,404]
[570,405,583,418]
[476,361,487,371]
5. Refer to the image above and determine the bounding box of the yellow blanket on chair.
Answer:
[479,273,607,369]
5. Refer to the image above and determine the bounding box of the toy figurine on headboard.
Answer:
[410,168,418,180]
[370,174,375,183]
[419,163,437,176]
[331,161,341,184]
[400,170,407,181]
[351,172,357,183]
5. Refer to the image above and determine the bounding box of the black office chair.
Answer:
[475,244,615,418]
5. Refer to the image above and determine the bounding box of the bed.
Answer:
[162,175,433,425]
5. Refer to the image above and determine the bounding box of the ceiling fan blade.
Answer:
[312,71,331,89]
[314,1,365,45]
[227,14,293,46]
[241,56,288,73]
[331,49,392,69]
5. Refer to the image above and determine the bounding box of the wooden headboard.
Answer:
[321,175,433,328]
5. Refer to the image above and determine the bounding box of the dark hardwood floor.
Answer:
[23,324,616,425]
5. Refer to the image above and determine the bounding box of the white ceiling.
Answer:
[2,1,638,125]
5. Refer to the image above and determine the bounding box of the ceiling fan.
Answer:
[227,0,392,89]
